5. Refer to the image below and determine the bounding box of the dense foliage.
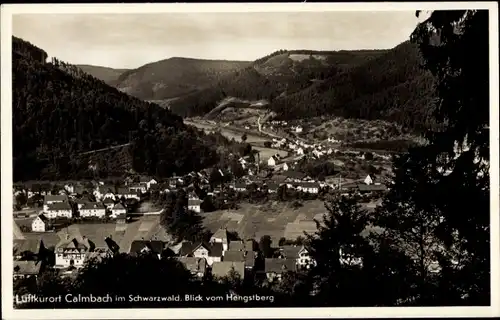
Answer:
[346,139,418,153]
[295,158,337,179]
[305,195,415,306]
[75,65,129,86]
[160,190,209,243]
[12,36,219,181]
[270,41,437,132]
[373,9,491,305]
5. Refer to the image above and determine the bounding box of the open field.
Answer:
[185,120,268,143]
[203,200,328,244]
[203,200,383,244]
[136,200,162,213]
[185,119,289,160]
[253,146,289,160]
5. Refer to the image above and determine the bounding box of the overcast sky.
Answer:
[13,11,421,69]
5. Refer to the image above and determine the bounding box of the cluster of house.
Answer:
[15,173,206,213]
[12,228,319,283]
[268,137,339,162]
[263,121,303,134]
[15,222,450,284]
[16,168,389,236]
[338,174,389,194]
[13,233,120,280]
[225,171,389,196]
[30,192,129,232]
[268,120,288,126]
[13,239,44,281]
[226,171,322,195]
[132,231,317,282]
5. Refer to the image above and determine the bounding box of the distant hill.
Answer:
[168,43,436,132]
[76,64,129,85]
[12,36,220,181]
[108,57,252,101]
[167,49,388,117]
[271,42,437,131]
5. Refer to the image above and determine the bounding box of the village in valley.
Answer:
[8,6,491,311]
[12,114,392,286]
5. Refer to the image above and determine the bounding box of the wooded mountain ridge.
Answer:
[12,36,221,181]
[107,57,251,101]
[167,42,436,132]
[77,41,436,133]
[82,43,436,133]
[75,65,130,86]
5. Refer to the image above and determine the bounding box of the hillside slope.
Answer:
[12,36,219,181]
[76,64,129,85]
[112,57,252,101]
[271,41,436,131]
[168,49,388,117]
[169,43,436,132]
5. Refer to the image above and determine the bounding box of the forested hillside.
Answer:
[75,64,129,86]
[12,36,219,181]
[271,41,437,131]
[167,48,387,117]
[113,57,251,101]
[168,42,436,132]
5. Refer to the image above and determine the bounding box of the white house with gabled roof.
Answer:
[364,175,373,185]
[43,194,69,212]
[45,202,73,219]
[139,176,158,190]
[111,203,127,219]
[79,202,106,218]
[31,214,49,232]
[267,156,276,167]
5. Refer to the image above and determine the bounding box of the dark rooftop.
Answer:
[179,241,224,258]
[357,184,388,192]
[228,240,244,251]
[14,260,42,275]
[223,250,246,262]
[129,240,165,255]
[13,239,41,256]
[176,257,207,275]
[80,202,106,210]
[44,194,68,202]
[47,202,72,211]
[264,258,296,274]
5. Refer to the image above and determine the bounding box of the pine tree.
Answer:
[305,194,374,306]
[377,10,490,305]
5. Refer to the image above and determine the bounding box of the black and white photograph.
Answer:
[1,2,499,319]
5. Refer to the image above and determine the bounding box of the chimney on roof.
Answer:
[65,234,69,240]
